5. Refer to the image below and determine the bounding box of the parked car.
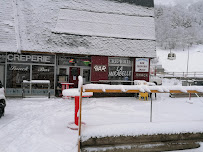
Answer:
[149,75,162,85]
[0,80,6,118]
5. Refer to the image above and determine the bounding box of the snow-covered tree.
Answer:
[155,1,203,50]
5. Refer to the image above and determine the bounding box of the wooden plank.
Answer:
[105,90,122,93]
[126,90,140,93]
[187,90,199,93]
[85,89,103,93]
[84,89,202,94]
[150,90,161,93]
[170,90,183,93]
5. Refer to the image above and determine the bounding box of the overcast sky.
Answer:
[154,0,202,6]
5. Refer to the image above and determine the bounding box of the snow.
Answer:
[0,0,18,52]
[156,45,203,72]
[83,83,203,93]
[23,80,50,84]
[78,76,83,92]
[54,9,155,40]
[0,0,156,58]
[1,79,203,152]
[62,88,93,97]
[0,88,5,99]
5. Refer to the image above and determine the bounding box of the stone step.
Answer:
[81,132,203,152]
[82,140,201,152]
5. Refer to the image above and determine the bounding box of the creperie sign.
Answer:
[7,54,53,63]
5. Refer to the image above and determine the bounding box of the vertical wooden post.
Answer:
[78,86,83,152]
[150,93,153,122]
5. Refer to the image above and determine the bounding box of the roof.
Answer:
[0,0,18,52]
[0,0,156,58]
[54,9,155,40]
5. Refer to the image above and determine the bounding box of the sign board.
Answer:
[7,53,55,64]
[135,58,149,72]
[94,65,107,72]
[109,66,132,77]
[108,57,132,65]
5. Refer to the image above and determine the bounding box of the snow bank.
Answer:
[81,121,203,141]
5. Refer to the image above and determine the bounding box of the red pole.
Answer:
[75,96,79,126]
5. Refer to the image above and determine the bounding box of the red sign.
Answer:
[91,56,108,81]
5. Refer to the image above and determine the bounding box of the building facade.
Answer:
[0,0,156,97]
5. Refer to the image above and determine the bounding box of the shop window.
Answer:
[6,64,30,88]
[58,56,91,66]
[0,53,6,63]
[59,68,66,75]
[108,57,132,81]
[108,66,132,81]
[32,65,54,89]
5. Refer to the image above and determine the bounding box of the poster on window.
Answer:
[135,58,149,72]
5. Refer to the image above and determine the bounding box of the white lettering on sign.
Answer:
[135,58,149,72]
[109,66,132,77]
[9,66,29,71]
[109,58,131,65]
[94,65,106,72]
[38,67,50,72]
[7,54,51,63]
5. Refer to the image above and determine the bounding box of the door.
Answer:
[69,67,80,88]
[82,69,90,84]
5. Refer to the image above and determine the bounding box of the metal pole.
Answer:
[78,86,83,152]
[150,93,153,122]
[186,45,190,76]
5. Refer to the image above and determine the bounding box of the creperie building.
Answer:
[0,0,156,97]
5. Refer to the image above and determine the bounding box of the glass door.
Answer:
[69,67,80,88]
[82,69,90,84]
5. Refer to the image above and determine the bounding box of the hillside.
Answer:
[156,45,203,72]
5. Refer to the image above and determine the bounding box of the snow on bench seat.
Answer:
[62,88,93,97]
[83,84,203,93]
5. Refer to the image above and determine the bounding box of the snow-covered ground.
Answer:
[157,45,203,72]
[0,79,203,152]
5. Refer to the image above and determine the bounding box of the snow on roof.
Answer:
[0,0,156,57]
[54,9,155,40]
[0,0,18,52]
